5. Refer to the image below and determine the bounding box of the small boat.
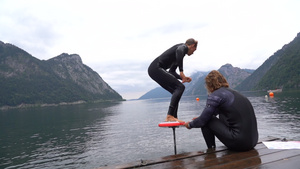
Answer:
[267,88,282,93]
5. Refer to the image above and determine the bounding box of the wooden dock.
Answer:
[101,137,300,169]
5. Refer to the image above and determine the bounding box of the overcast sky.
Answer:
[1,0,299,99]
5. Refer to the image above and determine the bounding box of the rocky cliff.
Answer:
[0,41,123,107]
[183,64,252,96]
[235,32,300,91]
[218,64,252,88]
[48,53,117,95]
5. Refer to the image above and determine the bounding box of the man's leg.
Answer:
[204,116,235,149]
[167,83,185,120]
[162,80,185,122]
[148,66,185,122]
[201,125,216,148]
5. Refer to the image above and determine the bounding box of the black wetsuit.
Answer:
[189,87,258,151]
[148,43,188,118]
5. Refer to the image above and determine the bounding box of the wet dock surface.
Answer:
[101,137,300,169]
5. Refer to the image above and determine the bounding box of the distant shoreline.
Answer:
[0,99,126,110]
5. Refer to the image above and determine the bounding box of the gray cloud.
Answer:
[0,6,60,59]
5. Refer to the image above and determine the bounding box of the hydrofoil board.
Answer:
[158,121,185,127]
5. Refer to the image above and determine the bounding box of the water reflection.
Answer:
[0,102,121,169]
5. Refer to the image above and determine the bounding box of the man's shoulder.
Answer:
[175,43,188,53]
[174,43,185,48]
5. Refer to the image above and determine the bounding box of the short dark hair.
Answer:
[185,38,198,48]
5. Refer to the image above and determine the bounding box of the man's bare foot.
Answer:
[165,115,185,123]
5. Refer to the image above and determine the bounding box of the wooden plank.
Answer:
[198,149,284,169]
[99,137,283,169]
[103,146,229,169]
[143,144,284,169]
[122,142,273,169]
[251,155,300,169]
[253,149,300,168]
[201,149,300,169]
[213,149,300,169]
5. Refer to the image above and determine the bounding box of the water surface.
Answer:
[0,90,299,168]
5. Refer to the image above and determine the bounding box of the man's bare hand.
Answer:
[184,122,191,129]
[182,77,192,83]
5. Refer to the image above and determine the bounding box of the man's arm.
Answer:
[180,71,192,83]
[169,64,181,79]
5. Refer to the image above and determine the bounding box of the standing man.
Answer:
[148,38,198,122]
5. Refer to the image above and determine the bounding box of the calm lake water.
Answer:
[1,90,300,168]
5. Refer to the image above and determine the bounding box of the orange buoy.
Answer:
[269,92,274,97]
[196,98,200,101]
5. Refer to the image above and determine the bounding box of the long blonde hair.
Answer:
[205,70,229,93]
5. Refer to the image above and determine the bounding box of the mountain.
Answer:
[181,71,209,96]
[235,32,300,91]
[0,41,123,107]
[139,64,252,99]
[219,64,252,88]
[183,64,252,96]
[139,87,171,99]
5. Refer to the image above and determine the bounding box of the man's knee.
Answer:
[177,83,185,92]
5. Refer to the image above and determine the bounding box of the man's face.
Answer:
[187,44,197,56]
